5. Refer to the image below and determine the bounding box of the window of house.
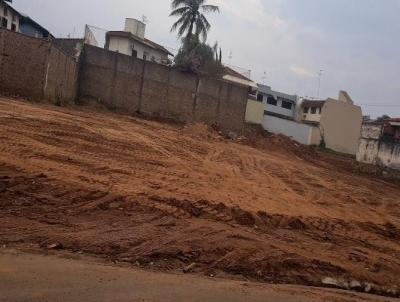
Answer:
[311,107,317,114]
[303,107,309,114]
[3,7,8,16]
[267,96,277,106]
[11,23,16,31]
[256,93,264,102]
[281,101,293,110]
[143,51,149,60]
[1,17,8,29]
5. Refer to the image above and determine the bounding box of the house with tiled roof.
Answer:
[0,0,52,38]
[105,18,172,65]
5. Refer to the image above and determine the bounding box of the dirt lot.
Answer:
[0,98,399,297]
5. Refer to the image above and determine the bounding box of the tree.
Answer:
[170,0,219,41]
[377,114,391,122]
[174,35,222,74]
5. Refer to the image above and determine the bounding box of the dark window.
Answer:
[248,86,257,97]
[303,107,309,114]
[1,17,8,29]
[281,101,293,110]
[311,107,317,114]
[256,94,264,102]
[267,96,277,106]
[3,7,8,16]
[11,23,16,31]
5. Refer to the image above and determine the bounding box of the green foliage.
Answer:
[377,114,391,122]
[174,35,223,75]
[170,0,220,41]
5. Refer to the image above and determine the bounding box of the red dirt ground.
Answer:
[0,98,399,297]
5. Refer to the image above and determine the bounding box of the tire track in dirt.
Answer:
[1,99,400,297]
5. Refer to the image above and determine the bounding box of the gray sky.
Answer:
[13,0,400,117]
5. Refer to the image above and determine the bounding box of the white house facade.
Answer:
[105,18,172,64]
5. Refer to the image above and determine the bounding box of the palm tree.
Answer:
[170,0,219,41]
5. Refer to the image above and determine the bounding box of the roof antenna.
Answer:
[317,69,323,98]
[228,51,232,65]
[261,71,267,84]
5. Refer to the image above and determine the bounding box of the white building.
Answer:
[257,84,298,120]
[0,0,51,38]
[105,18,172,64]
[0,0,20,32]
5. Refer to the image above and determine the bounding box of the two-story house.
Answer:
[299,91,363,154]
[105,18,172,64]
[258,84,298,120]
[0,0,52,38]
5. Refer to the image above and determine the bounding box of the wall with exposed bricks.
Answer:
[80,45,248,131]
[0,29,78,104]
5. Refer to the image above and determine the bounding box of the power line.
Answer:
[359,104,400,107]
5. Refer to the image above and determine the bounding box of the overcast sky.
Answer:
[13,0,400,117]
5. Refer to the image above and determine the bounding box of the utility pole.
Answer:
[317,69,323,98]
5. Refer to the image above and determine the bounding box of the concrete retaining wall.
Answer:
[357,124,400,171]
[79,45,248,131]
[263,114,321,145]
[0,29,79,104]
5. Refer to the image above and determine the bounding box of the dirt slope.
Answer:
[0,98,399,297]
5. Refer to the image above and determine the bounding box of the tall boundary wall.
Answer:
[0,29,78,104]
[357,124,400,171]
[263,114,321,146]
[0,31,248,131]
[79,45,248,131]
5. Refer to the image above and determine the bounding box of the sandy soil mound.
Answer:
[0,98,399,297]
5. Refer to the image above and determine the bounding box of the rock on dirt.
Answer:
[183,263,197,273]
[46,243,63,250]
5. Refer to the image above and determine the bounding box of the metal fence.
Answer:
[84,24,108,48]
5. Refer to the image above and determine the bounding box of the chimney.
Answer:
[125,18,146,39]
[338,90,354,105]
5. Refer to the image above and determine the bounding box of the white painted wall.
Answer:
[0,2,20,32]
[263,115,321,145]
[108,36,168,64]
[357,139,380,165]
[357,123,400,171]
[108,36,131,56]
[377,143,400,170]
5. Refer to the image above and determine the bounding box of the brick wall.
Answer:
[80,45,248,131]
[0,29,48,99]
[0,29,78,104]
[44,45,79,104]
[0,31,248,132]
